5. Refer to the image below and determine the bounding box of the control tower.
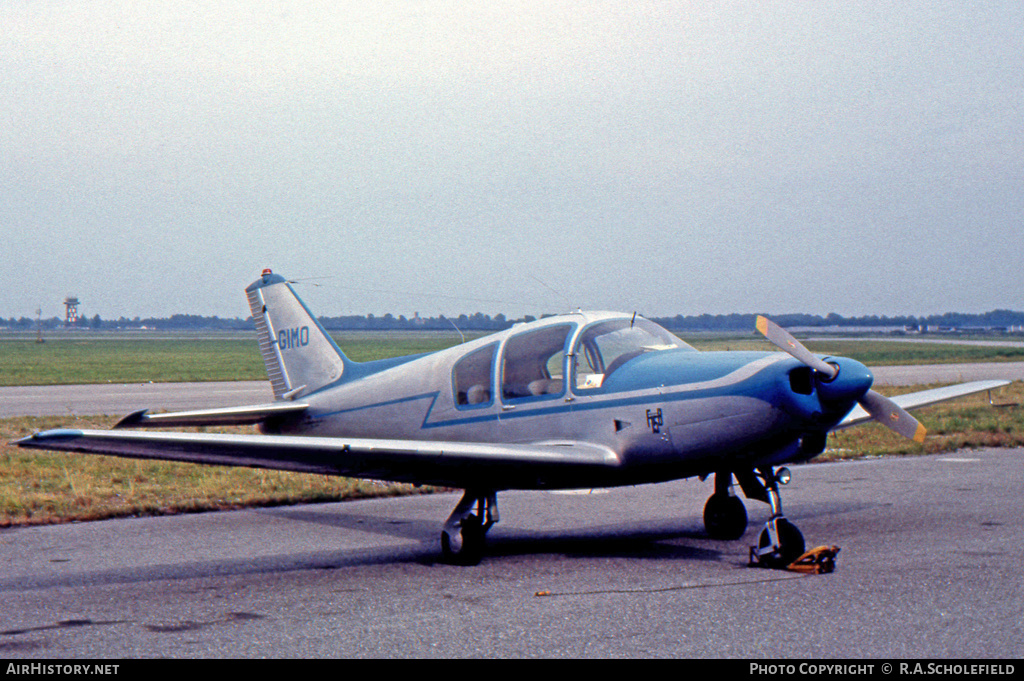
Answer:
[64,296,80,327]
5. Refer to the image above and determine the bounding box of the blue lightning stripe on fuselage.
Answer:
[492,355,791,423]
[309,351,792,432]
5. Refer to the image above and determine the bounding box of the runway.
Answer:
[1,448,1021,657]
[872,362,1024,387]
[0,381,273,419]
[3,362,1023,419]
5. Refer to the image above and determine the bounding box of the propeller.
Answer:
[756,316,926,443]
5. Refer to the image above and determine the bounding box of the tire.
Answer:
[703,493,748,540]
[756,518,805,568]
[440,514,485,566]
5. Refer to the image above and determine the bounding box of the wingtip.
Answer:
[114,409,149,429]
[15,429,86,448]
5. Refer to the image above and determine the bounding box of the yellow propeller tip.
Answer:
[914,424,927,443]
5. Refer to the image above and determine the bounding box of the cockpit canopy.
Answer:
[453,314,693,409]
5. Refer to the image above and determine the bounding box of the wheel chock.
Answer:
[785,545,841,574]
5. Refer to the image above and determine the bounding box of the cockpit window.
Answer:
[501,324,572,401]
[573,317,692,390]
[453,343,497,408]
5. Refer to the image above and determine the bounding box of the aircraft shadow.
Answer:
[259,505,441,541]
[481,523,725,564]
[9,493,879,592]
[264,505,727,564]
[0,515,738,594]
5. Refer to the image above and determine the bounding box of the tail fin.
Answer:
[245,270,350,400]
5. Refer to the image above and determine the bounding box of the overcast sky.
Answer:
[3,1,1022,321]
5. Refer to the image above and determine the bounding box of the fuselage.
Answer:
[271,312,872,485]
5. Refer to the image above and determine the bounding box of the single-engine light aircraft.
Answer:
[18,270,1009,566]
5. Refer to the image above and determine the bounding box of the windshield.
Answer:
[573,318,692,390]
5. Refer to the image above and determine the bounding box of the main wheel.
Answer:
[756,518,805,568]
[440,513,485,566]
[703,493,748,540]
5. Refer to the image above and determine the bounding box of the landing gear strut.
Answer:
[440,490,498,565]
[741,467,805,568]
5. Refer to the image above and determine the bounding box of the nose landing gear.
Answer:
[704,467,806,569]
[745,467,805,568]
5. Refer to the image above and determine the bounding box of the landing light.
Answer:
[776,467,792,486]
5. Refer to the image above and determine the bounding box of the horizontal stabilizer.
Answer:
[114,402,309,429]
[16,430,621,490]
[837,380,1011,429]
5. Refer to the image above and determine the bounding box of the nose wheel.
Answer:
[752,516,805,568]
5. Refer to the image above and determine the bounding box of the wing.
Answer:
[16,429,621,490]
[837,379,1010,429]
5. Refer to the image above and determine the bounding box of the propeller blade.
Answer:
[858,389,927,443]
[756,315,837,379]
[755,316,926,442]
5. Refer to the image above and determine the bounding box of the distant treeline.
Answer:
[652,309,1024,332]
[3,314,253,331]
[6,309,1024,333]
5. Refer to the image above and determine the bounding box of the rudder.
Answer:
[246,269,349,399]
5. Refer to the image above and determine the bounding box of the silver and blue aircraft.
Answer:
[18,270,1009,566]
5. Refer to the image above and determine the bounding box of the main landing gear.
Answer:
[703,473,748,541]
[440,471,805,567]
[704,467,805,569]
[440,489,498,565]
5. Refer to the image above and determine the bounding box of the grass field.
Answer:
[3,329,1023,386]
[0,331,473,385]
[688,337,1024,365]
[1,330,1021,527]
